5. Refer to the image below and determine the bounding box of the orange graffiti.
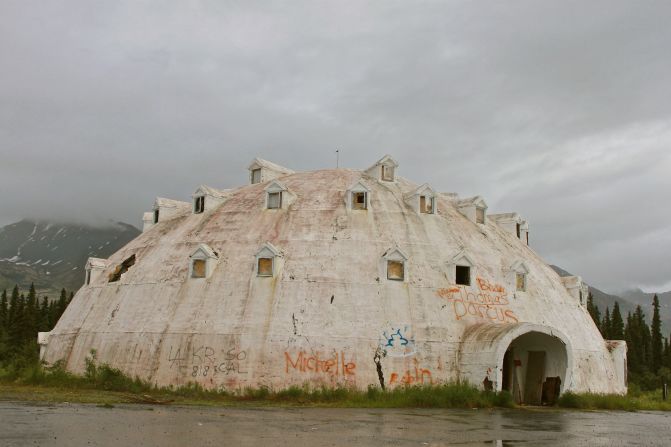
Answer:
[389,361,433,386]
[284,351,356,376]
[436,277,519,324]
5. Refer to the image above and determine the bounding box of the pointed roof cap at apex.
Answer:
[404,183,436,199]
[510,260,530,273]
[456,195,487,208]
[190,243,219,259]
[264,179,288,192]
[382,245,409,260]
[368,154,399,170]
[450,249,475,266]
[256,241,282,257]
[248,157,295,175]
[154,197,191,209]
[347,179,370,191]
[193,185,230,198]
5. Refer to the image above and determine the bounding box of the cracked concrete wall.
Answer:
[41,168,626,394]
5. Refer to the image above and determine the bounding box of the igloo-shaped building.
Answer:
[39,156,626,403]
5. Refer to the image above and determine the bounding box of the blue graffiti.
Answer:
[384,328,409,348]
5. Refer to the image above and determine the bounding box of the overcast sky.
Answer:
[1,1,670,293]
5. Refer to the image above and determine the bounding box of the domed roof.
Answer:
[41,156,626,399]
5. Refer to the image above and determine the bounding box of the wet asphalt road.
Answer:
[1,401,670,446]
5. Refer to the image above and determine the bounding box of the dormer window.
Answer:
[267,191,282,209]
[381,165,394,182]
[420,195,434,214]
[450,251,475,287]
[154,209,159,224]
[346,180,371,211]
[255,242,281,277]
[516,272,526,292]
[85,270,92,285]
[265,180,290,210]
[456,265,471,286]
[476,207,486,224]
[85,257,108,285]
[382,246,409,282]
[194,196,205,214]
[404,184,437,215]
[353,192,367,210]
[192,259,206,278]
[189,244,219,280]
[251,168,262,184]
[257,257,273,276]
[365,155,399,183]
[456,196,487,225]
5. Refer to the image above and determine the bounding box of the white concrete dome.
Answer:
[41,156,626,402]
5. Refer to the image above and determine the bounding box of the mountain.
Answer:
[550,265,671,335]
[0,219,140,297]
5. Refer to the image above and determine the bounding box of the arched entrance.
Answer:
[459,323,572,405]
[500,331,568,405]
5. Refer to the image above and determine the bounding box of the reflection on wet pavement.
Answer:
[1,401,670,446]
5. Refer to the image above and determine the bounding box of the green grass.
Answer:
[1,355,669,410]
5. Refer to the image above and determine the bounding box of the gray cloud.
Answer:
[1,0,670,292]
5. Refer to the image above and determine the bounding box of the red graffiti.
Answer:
[284,351,356,376]
[389,360,433,386]
[436,278,519,324]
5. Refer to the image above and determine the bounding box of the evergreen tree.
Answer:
[611,302,625,340]
[601,307,611,339]
[651,294,664,373]
[7,285,19,336]
[0,289,7,330]
[56,288,68,318]
[586,292,601,331]
[22,283,38,344]
[39,296,50,331]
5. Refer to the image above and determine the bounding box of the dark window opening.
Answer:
[251,168,262,184]
[109,254,136,283]
[387,260,404,281]
[192,259,206,278]
[267,192,282,209]
[258,258,273,276]
[153,209,159,224]
[85,270,91,285]
[516,223,521,238]
[381,165,394,181]
[420,196,434,214]
[352,192,367,210]
[194,196,205,214]
[475,207,485,224]
[455,265,471,286]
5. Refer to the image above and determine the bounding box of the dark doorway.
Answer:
[524,351,546,405]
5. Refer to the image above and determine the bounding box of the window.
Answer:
[420,195,434,214]
[387,260,404,281]
[192,259,206,278]
[251,168,262,184]
[352,191,367,210]
[516,272,526,291]
[516,223,521,238]
[455,265,471,286]
[153,209,159,224]
[85,270,91,285]
[194,196,205,214]
[258,258,273,276]
[476,207,485,224]
[109,255,136,283]
[267,192,282,209]
[381,165,394,181]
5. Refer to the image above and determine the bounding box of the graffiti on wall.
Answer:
[388,359,433,386]
[380,326,416,358]
[167,345,248,378]
[436,277,519,324]
[284,350,356,377]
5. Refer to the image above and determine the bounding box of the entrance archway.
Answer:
[458,323,572,405]
[500,331,568,405]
